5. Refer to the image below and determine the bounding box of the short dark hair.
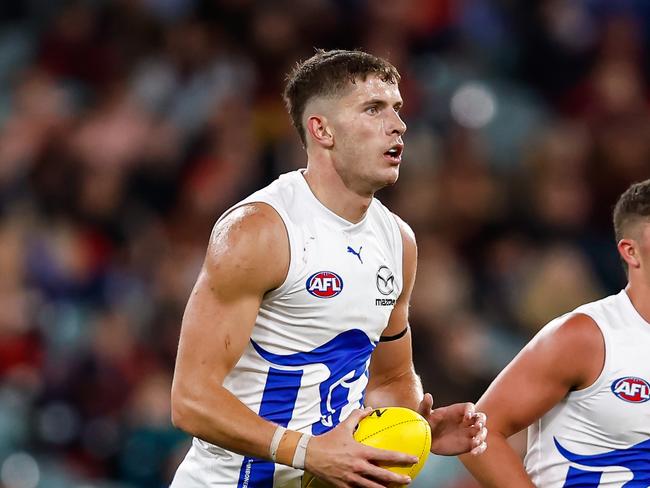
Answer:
[613,179,650,242]
[283,49,400,146]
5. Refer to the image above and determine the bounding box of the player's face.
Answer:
[328,75,406,195]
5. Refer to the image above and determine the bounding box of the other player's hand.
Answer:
[418,393,487,456]
[304,407,418,487]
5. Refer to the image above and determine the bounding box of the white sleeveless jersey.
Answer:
[525,290,650,487]
[172,170,404,487]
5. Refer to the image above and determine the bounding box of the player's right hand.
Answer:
[304,407,418,487]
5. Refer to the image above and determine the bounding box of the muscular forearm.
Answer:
[460,432,535,488]
[172,383,278,460]
[365,370,423,410]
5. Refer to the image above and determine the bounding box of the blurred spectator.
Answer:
[0,1,647,487]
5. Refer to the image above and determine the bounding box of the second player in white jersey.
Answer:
[525,291,650,487]
[461,178,650,488]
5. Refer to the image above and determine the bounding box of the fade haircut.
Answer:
[613,179,650,243]
[283,49,400,146]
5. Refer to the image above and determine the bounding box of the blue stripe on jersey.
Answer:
[237,367,303,488]
[555,437,650,486]
[251,329,376,435]
[563,466,602,487]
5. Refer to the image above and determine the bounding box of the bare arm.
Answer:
[459,313,605,487]
[171,203,289,458]
[366,215,421,410]
[367,216,487,456]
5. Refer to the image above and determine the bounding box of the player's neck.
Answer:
[625,281,650,325]
[302,165,372,224]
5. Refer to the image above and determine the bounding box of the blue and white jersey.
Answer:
[525,290,650,487]
[172,170,404,487]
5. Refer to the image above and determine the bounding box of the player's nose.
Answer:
[386,110,407,136]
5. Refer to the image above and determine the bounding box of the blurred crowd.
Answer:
[1,0,649,487]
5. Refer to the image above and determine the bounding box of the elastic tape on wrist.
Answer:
[269,426,286,462]
[291,433,311,470]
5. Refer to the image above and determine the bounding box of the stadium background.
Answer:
[0,0,649,486]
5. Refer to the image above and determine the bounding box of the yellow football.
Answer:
[302,407,431,488]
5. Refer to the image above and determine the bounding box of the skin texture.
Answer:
[460,219,650,487]
[172,74,486,488]
[301,75,406,221]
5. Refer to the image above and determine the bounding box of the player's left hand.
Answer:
[417,393,487,456]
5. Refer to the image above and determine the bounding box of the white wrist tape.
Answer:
[269,426,286,462]
[291,433,312,470]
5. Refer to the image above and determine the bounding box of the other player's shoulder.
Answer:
[540,313,602,346]
[534,313,605,389]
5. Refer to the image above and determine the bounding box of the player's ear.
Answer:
[618,238,640,269]
[306,115,334,148]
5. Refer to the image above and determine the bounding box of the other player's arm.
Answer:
[459,314,605,487]
[171,203,416,487]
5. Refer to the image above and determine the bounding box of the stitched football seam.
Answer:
[357,418,429,478]
[356,419,425,442]
[410,425,430,478]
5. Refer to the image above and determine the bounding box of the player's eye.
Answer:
[365,106,379,115]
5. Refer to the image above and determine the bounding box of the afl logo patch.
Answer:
[376,266,395,296]
[306,271,343,298]
[611,376,650,403]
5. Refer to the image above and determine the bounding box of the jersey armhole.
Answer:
[217,201,298,297]
[566,312,610,401]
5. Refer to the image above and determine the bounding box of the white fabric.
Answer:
[525,290,650,487]
[172,170,404,487]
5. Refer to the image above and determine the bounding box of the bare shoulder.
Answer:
[533,313,605,390]
[205,202,289,294]
[391,212,416,254]
[538,313,603,351]
[209,203,286,253]
[389,212,416,305]
[475,312,605,433]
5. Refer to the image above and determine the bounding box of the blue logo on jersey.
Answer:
[306,271,343,298]
[347,246,363,264]
[237,330,376,487]
[251,329,376,434]
[237,329,377,488]
[555,437,650,487]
